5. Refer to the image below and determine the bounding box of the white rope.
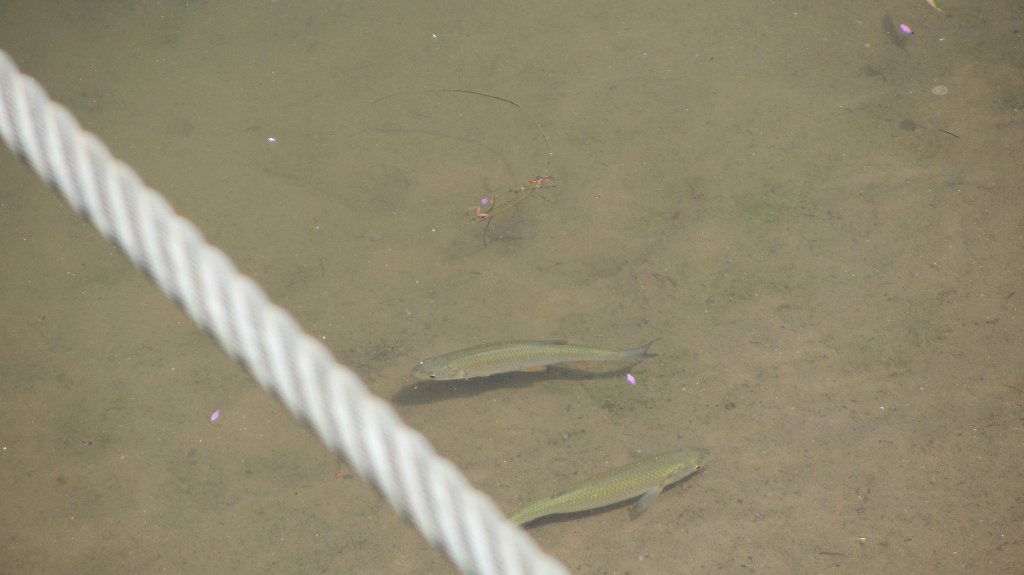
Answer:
[0,50,569,575]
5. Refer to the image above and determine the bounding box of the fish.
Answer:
[410,339,657,381]
[508,447,709,526]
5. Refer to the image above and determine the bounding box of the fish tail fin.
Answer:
[620,339,659,362]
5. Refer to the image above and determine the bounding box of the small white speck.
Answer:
[432,34,438,40]
[931,85,948,96]
[267,137,277,144]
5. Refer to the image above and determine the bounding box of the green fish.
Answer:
[411,339,657,381]
[508,447,708,526]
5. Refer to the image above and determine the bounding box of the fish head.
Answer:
[665,447,710,483]
[411,359,465,381]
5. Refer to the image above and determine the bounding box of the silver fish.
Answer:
[508,447,708,525]
[411,339,657,381]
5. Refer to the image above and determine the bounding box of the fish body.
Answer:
[411,339,657,381]
[508,447,708,525]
